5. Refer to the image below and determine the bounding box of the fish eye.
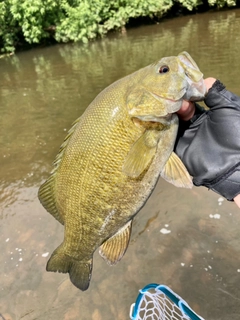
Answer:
[159,65,169,74]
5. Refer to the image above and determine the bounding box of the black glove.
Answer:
[175,80,240,201]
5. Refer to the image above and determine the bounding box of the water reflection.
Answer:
[1,8,240,319]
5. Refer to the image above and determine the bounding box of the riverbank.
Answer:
[0,0,239,55]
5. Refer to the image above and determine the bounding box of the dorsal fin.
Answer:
[38,117,81,224]
[38,175,64,224]
[52,117,80,174]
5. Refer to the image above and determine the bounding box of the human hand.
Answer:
[175,78,240,208]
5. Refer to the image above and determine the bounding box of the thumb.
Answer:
[177,100,195,121]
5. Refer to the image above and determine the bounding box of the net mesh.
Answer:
[130,284,204,320]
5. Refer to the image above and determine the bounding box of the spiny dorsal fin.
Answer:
[38,116,82,224]
[161,151,193,188]
[122,130,161,178]
[99,220,132,265]
[52,117,80,174]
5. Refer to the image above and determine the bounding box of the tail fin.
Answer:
[46,248,93,291]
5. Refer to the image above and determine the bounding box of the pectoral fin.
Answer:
[123,130,161,178]
[161,152,193,188]
[99,220,132,265]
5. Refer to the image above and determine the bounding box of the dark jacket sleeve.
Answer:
[175,80,240,201]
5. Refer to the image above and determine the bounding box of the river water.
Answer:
[1,8,240,320]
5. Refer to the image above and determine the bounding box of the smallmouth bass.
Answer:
[38,51,206,291]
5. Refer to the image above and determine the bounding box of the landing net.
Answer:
[130,284,205,320]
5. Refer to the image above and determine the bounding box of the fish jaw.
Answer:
[177,51,207,101]
[132,112,175,125]
[150,91,186,113]
[127,90,184,120]
[183,77,207,101]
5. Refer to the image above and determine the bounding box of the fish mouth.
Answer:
[183,79,207,101]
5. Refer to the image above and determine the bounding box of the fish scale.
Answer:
[38,51,206,291]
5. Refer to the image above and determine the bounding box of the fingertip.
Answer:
[234,194,240,208]
[204,77,217,91]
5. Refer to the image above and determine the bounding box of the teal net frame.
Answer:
[130,284,205,320]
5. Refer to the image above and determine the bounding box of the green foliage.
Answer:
[177,0,203,11]
[208,0,236,7]
[177,0,236,10]
[0,0,237,53]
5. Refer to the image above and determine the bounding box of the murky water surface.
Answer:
[1,9,240,320]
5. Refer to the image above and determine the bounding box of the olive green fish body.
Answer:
[56,80,146,250]
[45,75,175,257]
[38,52,206,291]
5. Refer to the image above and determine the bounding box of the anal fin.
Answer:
[99,220,132,265]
